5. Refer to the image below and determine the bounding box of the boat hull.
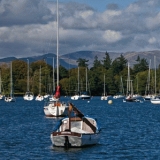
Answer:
[50,131,100,147]
[5,97,16,102]
[35,95,44,101]
[101,96,108,100]
[44,102,68,117]
[71,95,80,100]
[113,95,125,99]
[80,95,90,100]
[23,92,34,101]
[0,94,4,100]
[151,98,160,104]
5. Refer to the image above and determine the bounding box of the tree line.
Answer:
[0,52,159,96]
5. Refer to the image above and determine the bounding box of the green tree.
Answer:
[133,57,149,74]
[76,58,89,67]
[102,51,112,70]
[111,54,127,75]
[91,56,102,70]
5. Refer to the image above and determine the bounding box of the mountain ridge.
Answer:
[0,50,159,68]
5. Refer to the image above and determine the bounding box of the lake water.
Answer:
[0,96,160,159]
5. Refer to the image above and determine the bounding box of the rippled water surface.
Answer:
[0,97,160,159]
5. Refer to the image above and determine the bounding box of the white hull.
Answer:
[143,95,154,100]
[23,92,34,101]
[5,97,16,102]
[51,132,100,147]
[48,96,59,102]
[151,97,160,104]
[71,95,80,100]
[101,96,108,100]
[113,95,125,99]
[80,95,90,99]
[44,101,68,117]
[44,94,50,99]
[50,114,100,148]
[133,94,142,98]
[35,95,44,101]
[0,94,4,100]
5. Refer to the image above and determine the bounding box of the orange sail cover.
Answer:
[54,85,60,98]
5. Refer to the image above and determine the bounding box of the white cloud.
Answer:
[0,0,160,58]
[148,37,157,44]
[103,30,122,43]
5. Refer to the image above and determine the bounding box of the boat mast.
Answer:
[78,67,79,92]
[148,59,151,93]
[121,76,124,95]
[39,66,41,94]
[86,68,87,91]
[10,61,13,97]
[154,56,156,95]
[104,74,105,95]
[0,70,1,94]
[53,57,55,92]
[27,59,29,92]
[127,63,130,94]
[56,0,59,87]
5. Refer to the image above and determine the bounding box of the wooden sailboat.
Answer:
[50,102,100,148]
[23,59,34,101]
[5,61,16,102]
[35,66,44,101]
[44,0,68,117]
[101,74,108,100]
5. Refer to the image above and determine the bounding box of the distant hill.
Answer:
[0,50,159,69]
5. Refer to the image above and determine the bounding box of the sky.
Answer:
[0,0,160,58]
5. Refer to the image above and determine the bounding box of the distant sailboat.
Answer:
[113,76,125,99]
[124,63,137,102]
[5,61,16,102]
[48,57,58,102]
[101,74,108,100]
[35,66,44,101]
[71,67,80,100]
[79,68,91,100]
[143,59,154,101]
[23,59,34,101]
[150,56,160,104]
[0,70,4,100]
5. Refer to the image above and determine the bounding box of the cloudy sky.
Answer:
[0,0,160,59]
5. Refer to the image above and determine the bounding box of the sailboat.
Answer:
[23,59,34,101]
[101,74,108,100]
[79,68,91,100]
[44,0,68,117]
[5,61,16,102]
[43,59,50,99]
[35,66,44,101]
[113,76,125,99]
[48,57,58,102]
[0,70,4,100]
[133,75,142,98]
[71,67,80,100]
[50,102,101,148]
[124,63,137,102]
[143,59,154,101]
[150,56,160,104]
